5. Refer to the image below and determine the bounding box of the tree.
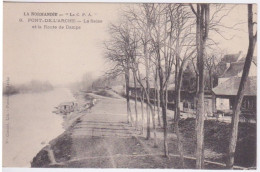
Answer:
[147,4,178,157]
[204,53,221,114]
[143,4,152,140]
[171,4,196,167]
[226,4,257,168]
[153,63,161,127]
[133,68,139,129]
[139,86,145,134]
[129,28,140,130]
[104,22,135,125]
[125,4,157,142]
[190,4,210,169]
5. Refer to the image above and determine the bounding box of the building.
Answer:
[127,52,257,120]
[218,52,257,85]
[213,52,257,120]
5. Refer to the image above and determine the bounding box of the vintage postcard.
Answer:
[2,1,257,170]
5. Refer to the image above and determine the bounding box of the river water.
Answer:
[3,88,75,167]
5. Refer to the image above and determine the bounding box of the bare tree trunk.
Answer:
[140,88,145,134]
[145,65,151,139]
[165,86,168,111]
[154,88,156,111]
[135,69,146,136]
[196,92,205,169]
[152,76,158,147]
[194,4,209,169]
[144,47,151,139]
[146,99,150,139]
[209,69,216,114]
[125,70,132,125]
[157,6,168,156]
[139,87,159,146]
[174,94,184,167]
[175,80,185,167]
[160,84,168,157]
[141,84,158,146]
[140,3,152,140]
[132,39,153,142]
[156,69,161,127]
[133,72,138,129]
[157,88,161,126]
[151,103,158,147]
[174,58,187,167]
[158,52,169,157]
[226,4,257,168]
[194,73,199,116]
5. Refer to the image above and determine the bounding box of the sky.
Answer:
[3,3,256,86]
[209,4,257,56]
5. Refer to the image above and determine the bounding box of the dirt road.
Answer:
[67,92,185,168]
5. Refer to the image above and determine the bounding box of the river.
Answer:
[3,88,75,167]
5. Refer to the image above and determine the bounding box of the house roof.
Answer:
[221,61,244,78]
[221,52,242,63]
[213,76,256,96]
[221,55,257,78]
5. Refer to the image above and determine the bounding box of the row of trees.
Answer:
[104,3,256,169]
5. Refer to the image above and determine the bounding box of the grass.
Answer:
[177,118,256,167]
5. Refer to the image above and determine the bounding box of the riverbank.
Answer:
[3,88,75,167]
[31,91,96,167]
[31,89,256,169]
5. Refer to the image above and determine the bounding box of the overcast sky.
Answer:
[3,3,256,86]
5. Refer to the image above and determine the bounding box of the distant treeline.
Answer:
[71,72,125,92]
[3,80,54,96]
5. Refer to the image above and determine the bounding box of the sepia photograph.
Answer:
[2,1,257,170]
